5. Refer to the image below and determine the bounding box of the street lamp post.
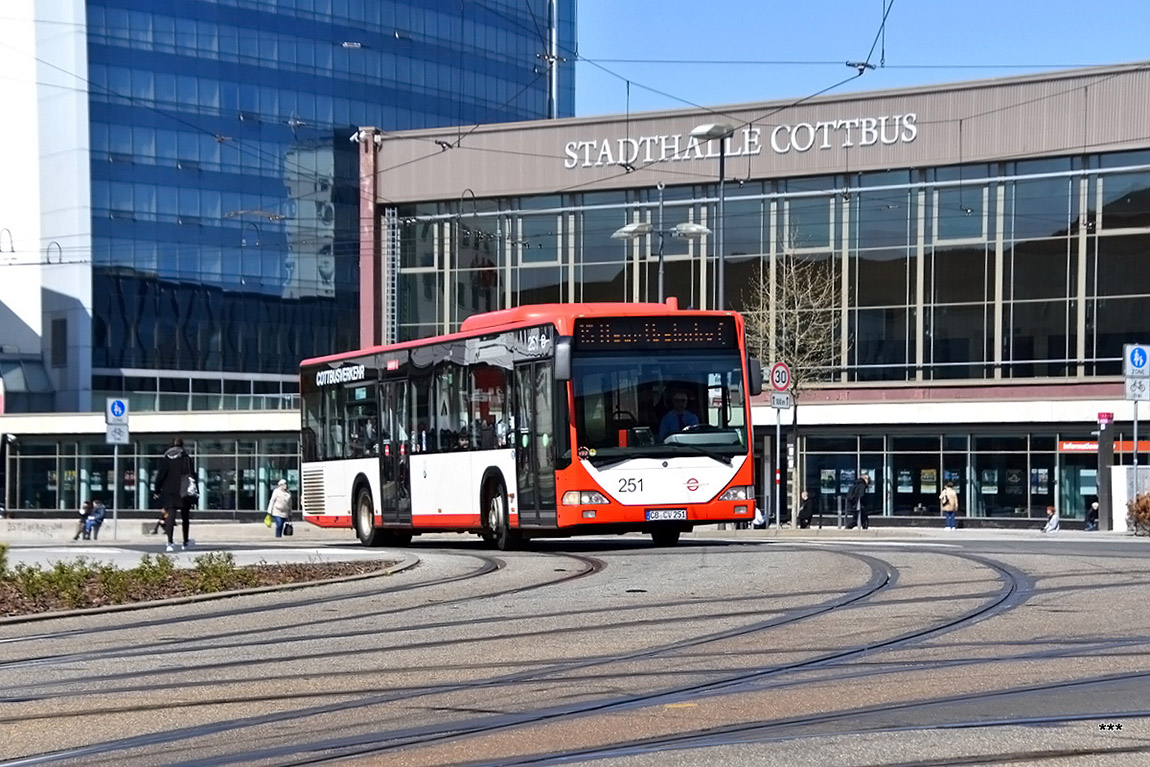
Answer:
[690,123,735,309]
[612,196,711,303]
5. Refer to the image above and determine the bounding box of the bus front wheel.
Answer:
[650,528,681,547]
[485,483,517,551]
[355,487,382,547]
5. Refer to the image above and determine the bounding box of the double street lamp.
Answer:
[612,183,711,302]
[689,122,735,310]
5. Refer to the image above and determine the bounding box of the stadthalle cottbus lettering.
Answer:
[770,113,918,153]
[564,127,763,170]
[315,364,365,386]
[562,114,918,170]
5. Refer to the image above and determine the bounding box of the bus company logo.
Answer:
[315,364,366,386]
[686,478,699,492]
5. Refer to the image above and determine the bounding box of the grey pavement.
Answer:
[0,518,380,570]
[0,517,1134,571]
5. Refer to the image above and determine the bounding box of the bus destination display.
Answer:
[573,316,736,350]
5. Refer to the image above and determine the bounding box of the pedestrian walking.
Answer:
[797,489,816,529]
[1041,504,1060,533]
[152,437,197,552]
[939,480,959,530]
[73,500,93,540]
[267,478,293,538]
[846,472,871,530]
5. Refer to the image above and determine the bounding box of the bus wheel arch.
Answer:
[480,471,517,551]
[353,477,382,547]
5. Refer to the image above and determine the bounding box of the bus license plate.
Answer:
[646,509,687,522]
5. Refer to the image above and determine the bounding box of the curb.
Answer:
[0,554,421,626]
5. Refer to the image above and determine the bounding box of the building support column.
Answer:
[358,127,383,347]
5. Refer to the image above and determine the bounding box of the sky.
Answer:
[573,0,1150,118]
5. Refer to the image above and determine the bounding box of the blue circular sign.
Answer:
[110,400,126,417]
[1132,347,1148,370]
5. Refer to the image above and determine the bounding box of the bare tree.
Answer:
[743,250,841,398]
[743,236,847,520]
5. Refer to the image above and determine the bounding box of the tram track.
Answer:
[0,545,1068,767]
[188,549,1030,767]
[0,547,898,766]
[0,551,604,671]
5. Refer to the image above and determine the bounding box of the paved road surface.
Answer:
[1,526,1148,766]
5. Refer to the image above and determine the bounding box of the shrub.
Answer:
[97,563,133,604]
[135,554,176,587]
[45,559,96,608]
[193,552,257,592]
[1128,492,1150,536]
[12,563,47,603]
[0,542,8,579]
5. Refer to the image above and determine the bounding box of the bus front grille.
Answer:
[302,467,325,514]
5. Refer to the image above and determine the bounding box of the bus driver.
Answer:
[659,391,699,441]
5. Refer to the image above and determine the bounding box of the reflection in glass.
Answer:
[929,304,990,380]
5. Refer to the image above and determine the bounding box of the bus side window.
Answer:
[471,363,508,451]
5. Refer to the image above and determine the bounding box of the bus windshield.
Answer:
[571,350,748,464]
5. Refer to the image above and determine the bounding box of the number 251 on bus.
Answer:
[299,300,763,549]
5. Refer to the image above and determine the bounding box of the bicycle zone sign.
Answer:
[770,362,791,392]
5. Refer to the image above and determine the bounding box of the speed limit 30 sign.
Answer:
[770,362,791,392]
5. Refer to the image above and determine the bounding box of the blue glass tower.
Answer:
[74,0,575,410]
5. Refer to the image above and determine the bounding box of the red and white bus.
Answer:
[299,301,763,548]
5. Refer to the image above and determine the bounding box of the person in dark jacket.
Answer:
[86,499,107,540]
[152,438,197,552]
[797,489,816,529]
[845,472,871,530]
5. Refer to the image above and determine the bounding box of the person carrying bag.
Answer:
[152,437,197,553]
[267,478,294,538]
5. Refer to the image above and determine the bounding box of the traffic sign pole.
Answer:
[775,408,781,530]
[1125,344,1150,498]
[112,445,119,541]
[768,362,792,529]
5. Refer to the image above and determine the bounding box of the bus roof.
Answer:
[300,300,741,367]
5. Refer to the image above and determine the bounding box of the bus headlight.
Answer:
[563,490,609,505]
[719,485,754,501]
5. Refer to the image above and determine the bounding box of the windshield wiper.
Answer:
[668,442,733,466]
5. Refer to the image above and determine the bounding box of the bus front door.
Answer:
[514,361,557,527]
[379,380,412,526]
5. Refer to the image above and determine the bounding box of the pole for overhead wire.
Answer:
[657,182,666,302]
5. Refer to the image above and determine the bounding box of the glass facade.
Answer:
[387,147,1150,523]
[84,0,575,404]
[800,429,1150,523]
[392,150,1150,383]
[8,436,299,514]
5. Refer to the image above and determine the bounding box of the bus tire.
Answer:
[650,528,681,547]
[354,486,383,547]
[485,482,517,551]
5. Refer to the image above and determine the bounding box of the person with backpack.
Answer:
[152,437,197,553]
[939,480,959,531]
